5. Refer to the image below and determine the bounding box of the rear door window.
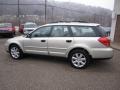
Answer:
[50,26,71,37]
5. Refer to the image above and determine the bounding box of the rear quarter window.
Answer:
[70,26,106,37]
[95,26,107,37]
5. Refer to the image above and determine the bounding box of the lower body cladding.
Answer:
[90,48,113,59]
[23,48,114,60]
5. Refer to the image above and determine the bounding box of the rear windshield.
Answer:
[0,23,12,28]
[24,24,37,28]
[70,26,106,37]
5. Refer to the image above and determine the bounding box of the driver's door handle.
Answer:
[66,40,72,43]
[41,40,46,42]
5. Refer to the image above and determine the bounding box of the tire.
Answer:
[10,35,13,38]
[69,49,90,69]
[9,45,23,60]
[9,33,14,38]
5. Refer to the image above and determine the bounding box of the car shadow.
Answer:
[23,54,69,65]
[87,59,118,73]
[23,54,116,72]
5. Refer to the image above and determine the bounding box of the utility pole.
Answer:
[52,6,54,22]
[0,0,3,16]
[18,0,20,26]
[45,0,47,24]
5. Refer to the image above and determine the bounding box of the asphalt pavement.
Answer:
[0,37,120,90]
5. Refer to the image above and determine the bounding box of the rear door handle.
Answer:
[66,40,72,43]
[41,40,46,42]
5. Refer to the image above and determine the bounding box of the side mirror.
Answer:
[26,33,31,38]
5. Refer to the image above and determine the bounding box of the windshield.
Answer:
[0,23,12,28]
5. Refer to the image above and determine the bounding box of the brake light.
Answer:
[19,25,24,33]
[98,37,110,47]
[8,28,12,31]
[12,27,15,32]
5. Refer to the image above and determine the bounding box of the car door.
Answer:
[23,26,51,55]
[48,25,73,57]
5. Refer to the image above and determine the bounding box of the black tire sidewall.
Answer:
[10,33,14,38]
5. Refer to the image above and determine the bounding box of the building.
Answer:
[111,0,120,43]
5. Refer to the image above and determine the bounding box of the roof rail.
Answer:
[72,20,88,23]
[51,20,88,23]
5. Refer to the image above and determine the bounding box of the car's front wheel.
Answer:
[9,33,14,38]
[69,49,90,69]
[9,45,23,59]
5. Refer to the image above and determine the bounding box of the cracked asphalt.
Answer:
[0,37,120,90]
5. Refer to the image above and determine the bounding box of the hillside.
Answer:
[0,0,112,26]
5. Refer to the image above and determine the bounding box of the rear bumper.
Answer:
[91,48,113,59]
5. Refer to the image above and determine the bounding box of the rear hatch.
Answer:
[71,25,111,48]
[0,23,13,33]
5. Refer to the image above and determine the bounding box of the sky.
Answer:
[54,0,114,10]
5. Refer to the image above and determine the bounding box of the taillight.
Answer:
[12,27,15,32]
[8,28,12,31]
[98,37,110,47]
[19,25,24,33]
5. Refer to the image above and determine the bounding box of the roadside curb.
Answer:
[111,43,120,51]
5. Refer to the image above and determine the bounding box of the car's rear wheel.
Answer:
[69,49,90,69]
[9,45,23,59]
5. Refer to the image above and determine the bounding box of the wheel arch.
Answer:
[67,47,92,58]
[9,43,23,52]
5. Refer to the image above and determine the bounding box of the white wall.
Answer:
[110,13,117,41]
[110,0,120,41]
[114,0,120,15]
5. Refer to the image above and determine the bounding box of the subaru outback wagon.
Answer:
[5,22,113,69]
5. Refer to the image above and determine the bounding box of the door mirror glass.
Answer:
[26,33,31,38]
